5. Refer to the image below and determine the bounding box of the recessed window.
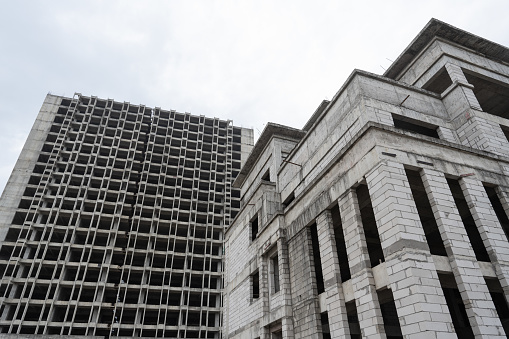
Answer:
[251,271,259,300]
[392,114,439,139]
[282,192,295,209]
[261,169,271,182]
[271,255,280,293]
[251,215,259,241]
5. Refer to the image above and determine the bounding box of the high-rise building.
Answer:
[224,19,509,338]
[0,93,253,338]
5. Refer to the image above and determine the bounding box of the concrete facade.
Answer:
[0,94,253,338]
[223,19,509,338]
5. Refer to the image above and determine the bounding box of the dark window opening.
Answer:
[251,271,259,300]
[331,204,351,281]
[310,223,325,294]
[356,184,385,267]
[377,289,403,339]
[446,178,490,262]
[464,71,509,119]
[422,67,453,94]
[405,168,448,256]
[346,301,361,339]
[484,185,509,242]
[261,169,271,182]
[321,312,331,339]
[392,114,440,139]
[438,273,475,339]
[251,214,259,241]
[272,255,280,293]
[485,278,509,336]
[282,192,295,208]
[501,125,509,143]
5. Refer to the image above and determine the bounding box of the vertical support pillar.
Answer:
[315,210,350,338]
[366,161,455,338]
[421,169,505,338]
[338,189,386,339]
[444,63,509,157]
[288,227,322,339]
[258,254,270,339]
[460,177,509,307]
[277,237,294,339]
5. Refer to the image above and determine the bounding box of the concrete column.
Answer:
[315,210,350,338]
[288,227,322,339]
[443,63,509,157]
[277,238,294,339]
[338,189,386,339]
[460,177,509,306]
[259,255,269,319]
[421,169,505,338]
[365,161,455,338]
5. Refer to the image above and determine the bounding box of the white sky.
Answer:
[1,0,508,194]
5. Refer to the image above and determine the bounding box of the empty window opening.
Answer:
[251,271,260,300]
[271,255,280,293]
[422,67,453,94]
[320,312,331,339]
[377,289,403,339]
[251,215,259,241]
[485,278,509,336]
[282,192,295,209]
[310,223,325,294]
[346,301,361,339]
[261,169,271,182]
[464,71,509,119]
[331,204,351,281]
[446,178,491,262]
[501,125,509,143]
[392,114,439,139]
[438,273,475,339]
[405,168,448,256]
[484,185,509,242]
[356,184,385,267]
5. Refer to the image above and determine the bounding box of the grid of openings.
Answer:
[0,94,244,338]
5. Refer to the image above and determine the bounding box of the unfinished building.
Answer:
[0,94,253,338]
[224,19,509,338]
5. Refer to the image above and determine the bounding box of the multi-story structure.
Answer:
[0,93,253,338]
[224,19,509,339]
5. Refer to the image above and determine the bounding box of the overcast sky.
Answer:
[1,0,508,194]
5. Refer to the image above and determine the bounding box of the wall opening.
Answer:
[346,301,361,339]
[320,312,331,339]
[377,289,403,339]
[392,114,439,139]
[405,168,448,256]
[251,271,259,300]
[331,204,351,281]
[422,67,453,94]
[501,125,509,143]
[356,184,385,267]
[261,169,271,182]
[484,185,509,242]
[438,273,475,339]
[282,192,295,209]
[310,223,325,294]
[485,278,509,335]
[271,254,280,294]
[446,178,491,262]
[464,71,509,119]
[251,214,259,241]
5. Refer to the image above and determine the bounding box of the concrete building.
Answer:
[0,94,253,338]
[223,19,509,339]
